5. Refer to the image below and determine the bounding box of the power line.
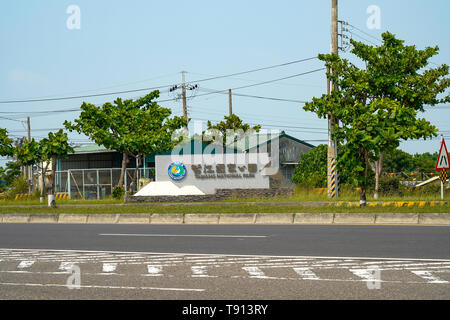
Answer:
[189,68,326,100]
[347,23,382,43]
[348,31,379,46]
[0,68,325,115]
[0,57,319,104]
[0,116,25,123]
[188,57,318,83]
[196,88,308,103]
[188,71,325,88]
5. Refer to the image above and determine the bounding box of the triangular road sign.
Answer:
[435,138,450,171]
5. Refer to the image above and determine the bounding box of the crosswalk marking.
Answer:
[293,267,320,280]
[102,263,117,273]
[349,268,381,282]
[0,249,448,287]
[17,260,35,269]
[146,265,163,276]
[59,262,75,271]
[191,266,216,278]
[242,266,268,278]
[411,270,449,284]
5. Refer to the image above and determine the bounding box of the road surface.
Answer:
[0,224,448,299]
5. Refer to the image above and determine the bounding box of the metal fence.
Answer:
[54,168,153,199]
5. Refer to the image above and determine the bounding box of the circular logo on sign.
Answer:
[168,162,187,180]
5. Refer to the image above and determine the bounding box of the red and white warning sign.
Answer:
[435,138,450,171]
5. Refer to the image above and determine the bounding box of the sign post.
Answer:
[435,137,450,200]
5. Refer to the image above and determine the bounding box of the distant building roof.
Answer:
[70,132,315,156]
[227,131,315,151]
[72,144,112,154]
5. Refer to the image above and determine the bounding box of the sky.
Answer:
[1,0,449,166]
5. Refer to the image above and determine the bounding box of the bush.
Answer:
[415,183,440,195]
[379,175,401,194]
[112,186,125,200]
[6,176,29,199]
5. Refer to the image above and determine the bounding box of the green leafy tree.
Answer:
[204,114,261,152]
[0,128,13,157]
[291,144,328,187]
[291,144,357,188]
[412,152,438,173]
[304,32,449,205]
[65,90,186,191]
[383,149,414,173]
[0,162,21,192]
[39,130,74,206]
[15,138,41,167]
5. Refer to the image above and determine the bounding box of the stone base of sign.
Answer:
[125,188,294,203]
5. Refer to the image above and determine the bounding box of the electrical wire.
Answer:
[0,57,319,104]
[347,23,382,43]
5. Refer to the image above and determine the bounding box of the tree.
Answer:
[0,162,21,193]
[304,32,449,205]
[291,144,357,188]
[15,138,41,168]
[412,152,437,173]
[0,128,13,157]
[291,144,328,187]
[203,114,261,152]
[65,90,186,192]
[39,130,74,206]
[383,149,414,173]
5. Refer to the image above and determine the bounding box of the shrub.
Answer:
[112,186,125,200]
[379,175,401,194]
[6,176,29,199]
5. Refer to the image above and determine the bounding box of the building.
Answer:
[56,132,314,198]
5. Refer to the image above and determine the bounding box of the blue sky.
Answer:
[1,0,449,166]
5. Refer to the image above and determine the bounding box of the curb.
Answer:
[0,212,449,225]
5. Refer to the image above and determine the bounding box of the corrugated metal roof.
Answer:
[72,144,112,154]
[227,132,315,151]
[226,132,280,151]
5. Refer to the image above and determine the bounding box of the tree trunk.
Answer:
[40,162,50,201]
[117,152,128,187]
[48,155,57,207]
[370,153,384,200]
[40,162,45,202]
[360,185,367,206]
[131,154,141,193]
[359,148,369,207]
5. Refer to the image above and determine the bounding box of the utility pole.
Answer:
[181,71,188,130]
[327,0,339,198]
[228,89,233,116]
[27,116,32,193]
[169,71,198,133]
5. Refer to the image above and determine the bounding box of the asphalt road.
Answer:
[0,224,448,300]
[0,224,448,259]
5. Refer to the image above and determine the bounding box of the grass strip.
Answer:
[1,203,450,214]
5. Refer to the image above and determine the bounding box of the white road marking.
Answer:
[59,262,75,271]
[242,266,268,279]
[191,266,216,278]
[99,233,267,238]
[349,268,382,282]
[17,260,35,269]
[102,263,117,273]
[146,265,163,276]
[0,282,205,291]
[411,270,449,283]
[293,267,320,280]
[1,248,449,262]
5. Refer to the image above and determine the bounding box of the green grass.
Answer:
[1,202,450,214]
[1,185,450,213]
[221,186,450,202]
